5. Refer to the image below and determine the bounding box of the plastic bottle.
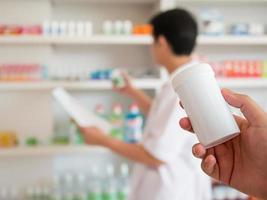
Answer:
[52,174,63,200]
[109,104,124,140]
[103,21,113,35]
[73,173,87,200]
[111,70,125,89]
[63,173,74,200]
[124,103,143,143]
[95,104,107,119]
[123,20,133,35]
[88,166,103,200]
[102,164,117,200]
[117,163,130,200]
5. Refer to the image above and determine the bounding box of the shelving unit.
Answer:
[0,78,266,90]
[217,78,267,88]
[0,35,153,45]
[0,79,163,90]
[0,146,110,157]
[1,35,267,46]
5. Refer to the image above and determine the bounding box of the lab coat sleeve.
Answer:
[142,89,192,164]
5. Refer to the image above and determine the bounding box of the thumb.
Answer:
[222,89,267,126]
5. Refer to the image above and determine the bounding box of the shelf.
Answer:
[198,36,267,46]
[51,0,157,3]
[1,35,267,46]
[177,0,267,3]
[0,79,163,90]
[217,78,267,88]
[0,146,110,157]
[0,35,153,45]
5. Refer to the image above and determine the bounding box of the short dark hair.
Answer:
[150,8,198,55]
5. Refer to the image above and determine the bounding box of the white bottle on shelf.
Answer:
[117,163,130,200]
[77,21,85,37]
[63,173,74,200]
[114,20,124,35]
[68,21,76,37]
[124,20,133,35]
[103,20,113,35]
[59,21,68,36]
[85,22,93,37]
[51,21,60,36]
[75,173,87,200]
[42,21,51,36]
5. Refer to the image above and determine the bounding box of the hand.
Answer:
[113,71,136,97]
[79,126,109,146]
[179,89,267,199]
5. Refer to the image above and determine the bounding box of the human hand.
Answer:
[179,89,267,199]
[112,71,136,97]
[79,126,109,146]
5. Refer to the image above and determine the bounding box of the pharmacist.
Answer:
[80,9,212,200]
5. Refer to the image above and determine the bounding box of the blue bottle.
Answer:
[124,103,143,143]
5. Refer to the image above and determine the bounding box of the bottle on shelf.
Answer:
[52,174,63,200]
[102,164,117,200]
[111,69,126,89]
[63,173,75,200]
[117,163,130,200]
[88,166,103,200]
[74,173,87,200]
[124,103,143,143]
[109,104,124,140]
[95,104,107,119]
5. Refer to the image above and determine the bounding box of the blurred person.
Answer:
[180,89,267,199]
[80,9,212,200]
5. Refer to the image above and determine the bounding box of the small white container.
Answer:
[42,21,51,35]
[114,20,123,35]
[68,21,76,37]
[85,21,93,36]
[124,20,133,35]
[59,21,67,36]
[51,21,60,36]
[171,63,240,148]
[76,21,85,37]
[103,20,113,35]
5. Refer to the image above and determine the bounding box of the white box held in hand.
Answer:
[53,87,112,133]
[171,63,240,148]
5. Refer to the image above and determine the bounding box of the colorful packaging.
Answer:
[109,104,124,140]
[111,70,125,89]
[124,103,143,143]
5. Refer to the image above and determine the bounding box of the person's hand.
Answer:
[79,126,109,146]
[180,89,267,199]
[113,71,136,97]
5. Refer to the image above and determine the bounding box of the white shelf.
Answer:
[1,79,266,90]
[217,78,267,88]
[178,0,267,3]
[1,35,267,46]
[0,145,110,157]
[0,35,153,45]
[51,0,157,3]
[198,36,267,45]
[0,79,163,90]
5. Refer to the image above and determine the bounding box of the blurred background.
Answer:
[0,0,266,199]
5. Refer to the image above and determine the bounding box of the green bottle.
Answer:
[109,104,124,140]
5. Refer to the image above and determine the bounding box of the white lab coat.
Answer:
[129,63,212,200]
